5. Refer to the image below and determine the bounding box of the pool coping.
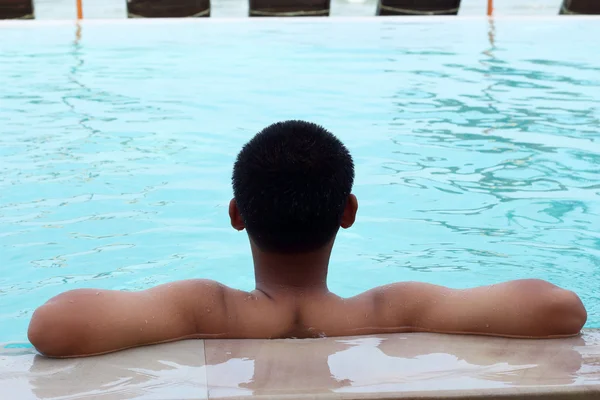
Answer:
[3,329,598,400]
[203,330,600,400]
[1,14,600,26]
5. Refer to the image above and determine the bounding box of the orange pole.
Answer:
[76,0,83,19]
[487,0,493,16]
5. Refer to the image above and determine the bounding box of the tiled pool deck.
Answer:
[2,331,599,399]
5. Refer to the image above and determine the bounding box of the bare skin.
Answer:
[28,195,588,358]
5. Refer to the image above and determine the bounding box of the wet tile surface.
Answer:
[0,340,208,399]
[2,332,599,399]
[204,331,600,399]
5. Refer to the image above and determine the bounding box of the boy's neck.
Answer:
[250,242,332,297]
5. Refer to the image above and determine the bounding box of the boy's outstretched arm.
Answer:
[28,279,227,358]
[376,279,587,338]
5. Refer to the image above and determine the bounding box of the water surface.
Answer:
[0,18,599,341]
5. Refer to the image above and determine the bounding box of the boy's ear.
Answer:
[229,199,245,231]
[341,194,358,229]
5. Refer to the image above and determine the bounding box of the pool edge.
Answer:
[0,14,600,27]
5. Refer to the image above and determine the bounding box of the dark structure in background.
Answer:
[377,0,460,16]
[127,0,210,18]
[249,0,330,17]
[0,0,33,19]
[560,0,600,14]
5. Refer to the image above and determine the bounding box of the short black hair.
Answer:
[232,120,355,253]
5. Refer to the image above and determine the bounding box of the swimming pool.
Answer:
[0,17,599,343]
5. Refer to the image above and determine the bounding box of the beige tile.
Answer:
[205,330,600,399]
[0,339,208,400]
[2,331,599,399]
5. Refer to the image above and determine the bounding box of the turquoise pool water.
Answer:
[0,18,599,342]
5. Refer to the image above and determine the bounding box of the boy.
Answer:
[28,120,587,358]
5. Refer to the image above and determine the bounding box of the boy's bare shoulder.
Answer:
[171,279,254,301]
[179,279,293,338]
[353,279,586,338]
[347,281,445,327]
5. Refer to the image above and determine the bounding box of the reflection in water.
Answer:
[64,23,99,138]
[75,23,82,44]
[481,17,498,140]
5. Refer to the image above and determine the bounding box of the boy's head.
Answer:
[231,120,357,254]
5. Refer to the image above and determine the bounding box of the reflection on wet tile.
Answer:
[0,340,207,400]
[206,337,355,398]
[1,333,600,399]
[205,331,600,399]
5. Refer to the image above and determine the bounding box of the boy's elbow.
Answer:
[28,303,82,358]
[543,287,587,336]
[515,279,586,336]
